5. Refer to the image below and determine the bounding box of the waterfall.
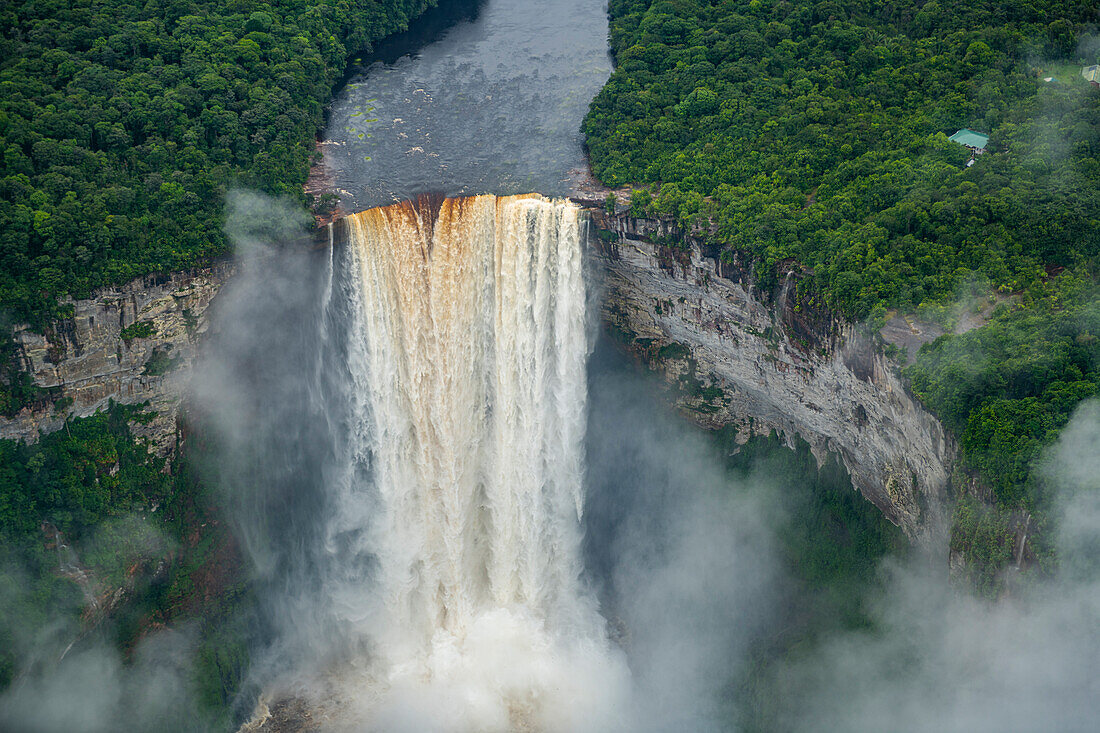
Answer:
[316,194,626,731]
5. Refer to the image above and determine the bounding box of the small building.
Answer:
[949,129,990,154]
[1083,65,1100,87]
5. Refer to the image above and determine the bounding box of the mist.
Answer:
[189,190,358,686]
[35,189,1087,732]
[0,626,201,732]
[771,401,1100,733]
[0,515,203,732]
[583,340,780,731]
[186,192,789,730]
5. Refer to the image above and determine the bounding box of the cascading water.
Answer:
[295,194,629,731]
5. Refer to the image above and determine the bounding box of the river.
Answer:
[321,0,612,211]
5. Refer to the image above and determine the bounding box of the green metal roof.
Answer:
[949,129,990,149]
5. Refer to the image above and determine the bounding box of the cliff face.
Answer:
[586,213,954,541]
[2,209,955,540]
[0,262,235,454]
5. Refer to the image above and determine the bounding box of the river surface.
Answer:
[322,0,612,211]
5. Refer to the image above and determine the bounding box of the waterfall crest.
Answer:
[321,194,626,731]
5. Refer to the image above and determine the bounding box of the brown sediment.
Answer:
[340,193,554,255]
[413,191,447,237]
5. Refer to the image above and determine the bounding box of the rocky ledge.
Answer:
[0,261,235,454]
[586,213,955,542]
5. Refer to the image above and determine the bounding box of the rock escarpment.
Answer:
[586,213,954,541]
[1,207,956,541]
[0,262,234,454]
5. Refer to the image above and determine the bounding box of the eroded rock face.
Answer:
[0,262,235,454]
[3,210,955,540]
[586,214,954,541]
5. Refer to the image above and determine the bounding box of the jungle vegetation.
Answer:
[0,403,254,724]
[721,431,906,730]
[904,276,1100,588]
[585,0,1100,586]
[0,0,437,325]
[585,0,1099,315]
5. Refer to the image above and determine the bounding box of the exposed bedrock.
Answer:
[2,207,956,541]
[0,261,235,454]
[586,212,955,542]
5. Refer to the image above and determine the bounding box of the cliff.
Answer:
[1,206,956,541]
[0,262,235,455]
[585,213,955,541]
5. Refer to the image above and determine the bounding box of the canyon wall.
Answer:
[0,262,235,455]
[1,207,956,541]
[585,213,955,541]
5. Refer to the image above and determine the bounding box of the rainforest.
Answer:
[1,0,1098,731]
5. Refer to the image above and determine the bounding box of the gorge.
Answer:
[0,203,953,541]
[3,0,1098,731]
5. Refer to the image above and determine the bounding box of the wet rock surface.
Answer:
[240,697,320,733]
[587,214,955,541]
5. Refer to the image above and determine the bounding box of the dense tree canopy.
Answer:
[0,403,168,544]
[905,276,1100,509]
[585,0,1100,583]
[585,0,1100,316]
[0,0,436,323]
[0,403,253,720]
[0,402,170,686]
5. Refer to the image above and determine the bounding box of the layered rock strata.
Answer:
[0,262,235,454]
[2,208,957,541]
[586,213,954,541]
